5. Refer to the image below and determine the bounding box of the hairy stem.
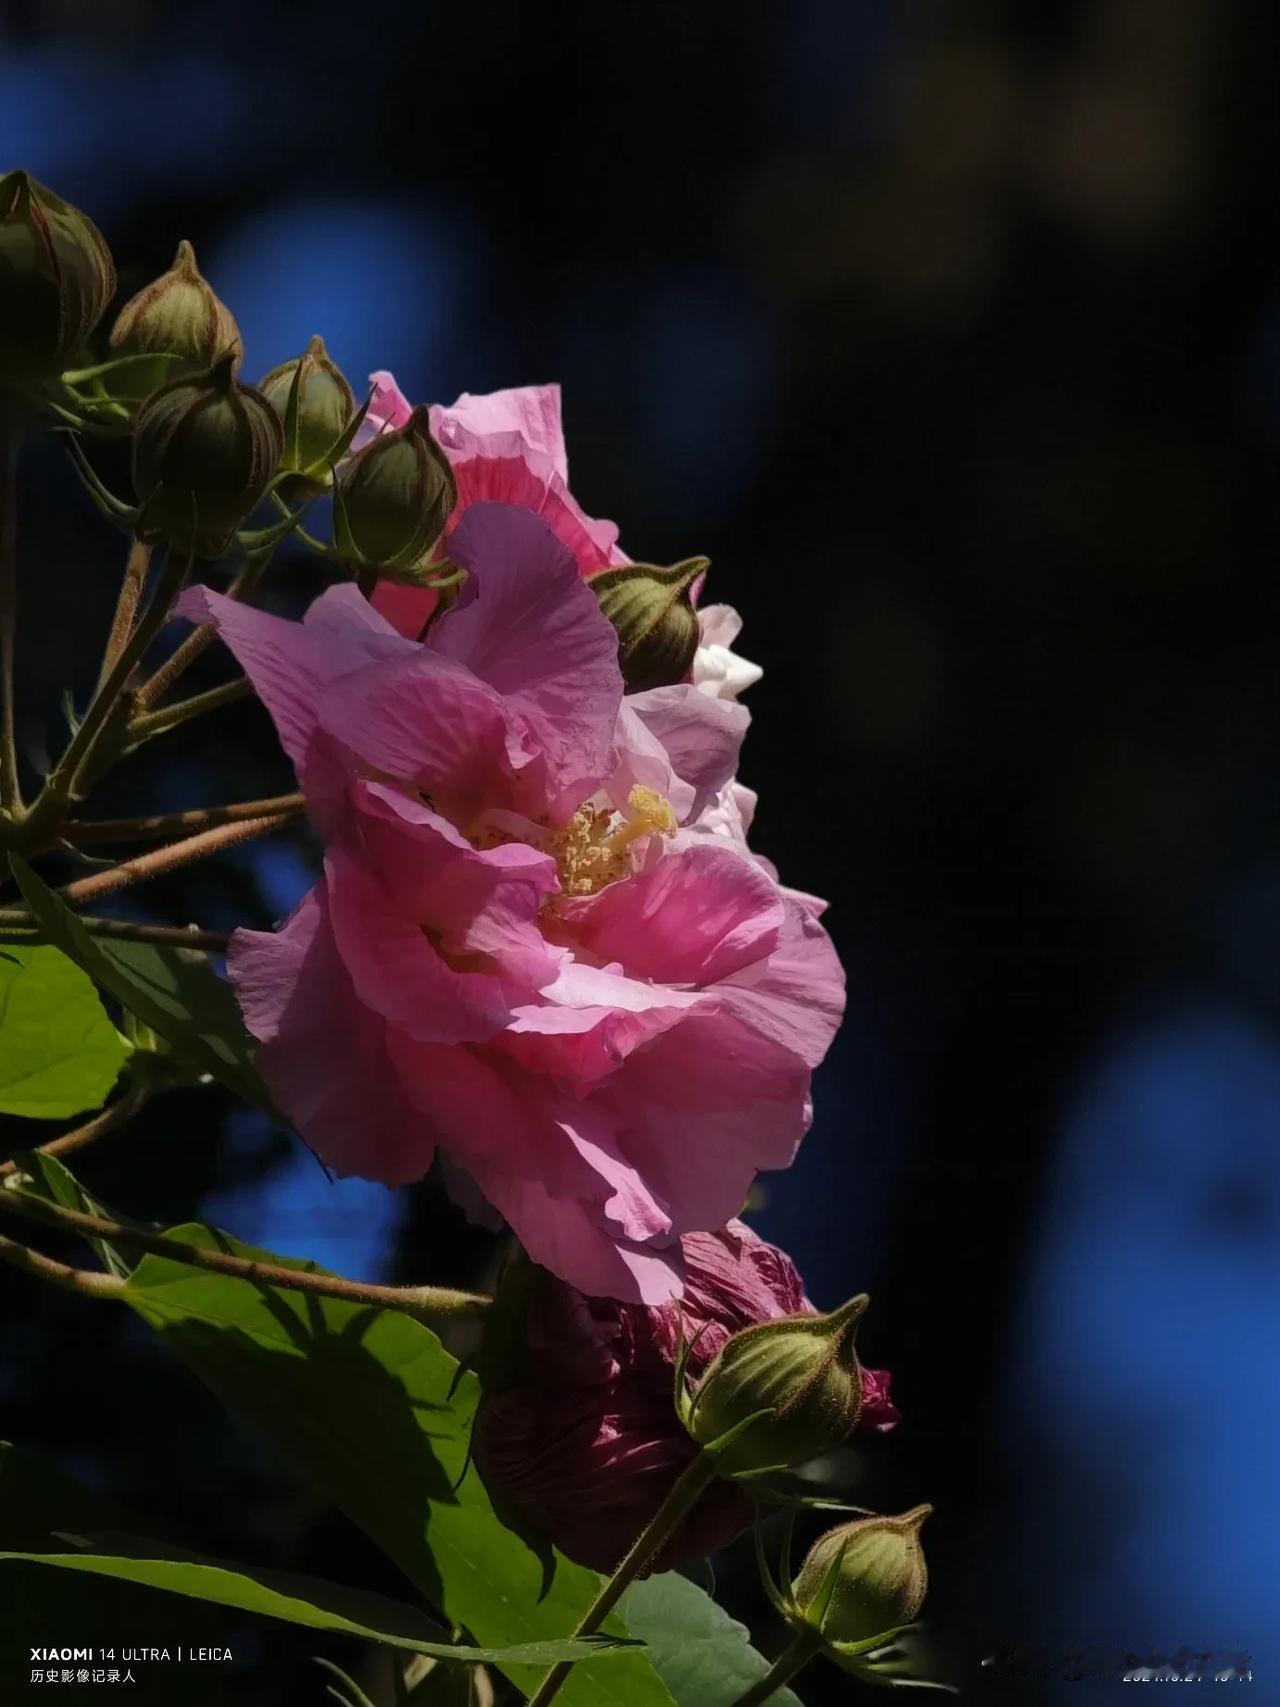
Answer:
[0,1231,125,1300]
[97,539,152,691]
[0,1083,151,1182]
[56,808,301,906]
[0,1188,491,1321]
[23,547,191,844]
[0,911,230,951]
[63,793,306,845]
[0,398,21,817]
[727,1631,823,1707]
[128,675,252,739]
[527,1451,721,1707]
[134,542,275,709]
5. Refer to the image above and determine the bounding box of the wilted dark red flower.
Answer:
[474,1220,898,1573]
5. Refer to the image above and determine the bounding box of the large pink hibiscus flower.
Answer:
[179,501,844,1301]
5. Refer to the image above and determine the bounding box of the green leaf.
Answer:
[0,1443,231,1707]
[620,1573,806,1707]
[12,1148,135,1277]
[8,856,266,1107]
[0,942,127,1117]
[120,1226,677,1707]
[0,1536,636,1666]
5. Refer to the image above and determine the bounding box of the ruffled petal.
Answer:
[556,844,785,986]
[228,886,433,1185]
[432,502,623,818]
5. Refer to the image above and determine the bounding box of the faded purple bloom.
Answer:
[474,1220,898,1573]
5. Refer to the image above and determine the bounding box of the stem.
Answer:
[527,1452,721,1707]
[56,809,300,906]
[97,539,152,691]
[0,911,230,951]
[63,793,306,845]
[134,543,275,709]
[23,547,190,844]
[0,1189,490,1321]
[0,1231,125,1300]
[0,1082,150,1181]
[0,397,21,816]
[128,676,251,739]
[728,1631,823,1707]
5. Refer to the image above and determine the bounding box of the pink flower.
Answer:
[474,1220,899,1572]
[363,376,625,642]
[179,499,844,1301]
[361,379,764,702]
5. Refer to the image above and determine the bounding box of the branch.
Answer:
[128,676,252,739]
[0,1082,151,1181]
[0,1231,125,1300]
[133,543,276,710]
[0,1188,491,1321]
[62,793,305,845]
[0,912,230,951]
[56,809,300,907]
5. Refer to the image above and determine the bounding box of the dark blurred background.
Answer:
[2,0,1279,1701]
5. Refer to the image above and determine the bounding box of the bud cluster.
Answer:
[1,165,457,571]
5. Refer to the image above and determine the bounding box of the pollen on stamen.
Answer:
[549,785,678,897]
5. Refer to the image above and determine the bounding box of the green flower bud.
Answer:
[588,557,708,692]
[133,353,283,557]
[335,404,457,578]
[0,169,115,389]
[107,239,241,400]
[790,1505,931,1652]
[686,1294,867,1476]
[260,334,356,487]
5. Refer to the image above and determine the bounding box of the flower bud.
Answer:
[260,334,356,487]
[335,404,456,577]
[133,353,283,556]
[790,1505,931,1651]
[473,1223,897,1574]
[588,557,707,692]
[686,1294,868,1475]
[0,169,115,388]
[107,239,241,400]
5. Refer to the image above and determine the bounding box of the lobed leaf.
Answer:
[620,1572,806,1706]
[8,857,266,1107]
[0,942,127,1118]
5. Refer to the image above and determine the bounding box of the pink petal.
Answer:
[597,1006,817,1233]
[323,844,515,1044]
[717,895,847,1069]
[556,845,786,986]
[315,647,527,823]
[228,887,433,1185]
[432,503,623,818]
[432,382,570,483]
[365,369,413,436]
[626,685,749,817]
[351,780,561,985]
[174,584,410,777]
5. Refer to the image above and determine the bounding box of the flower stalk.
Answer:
[727,1630,823,1707]
[525,1450,721,1707]
[20,545,191,847]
